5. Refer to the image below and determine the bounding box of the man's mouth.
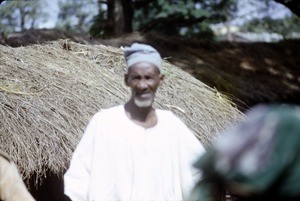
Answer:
[136,92,152,99]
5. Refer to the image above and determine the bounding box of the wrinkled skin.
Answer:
[124,62,164,128]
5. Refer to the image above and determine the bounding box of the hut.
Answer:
[0,40,243,201]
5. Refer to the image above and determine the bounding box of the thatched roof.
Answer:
[0,40,243,184]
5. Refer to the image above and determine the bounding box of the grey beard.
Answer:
[134,98,153,107]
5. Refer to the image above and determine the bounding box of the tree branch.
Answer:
[98,0,108,4]
[132,0,155,9]
[139,15,208,32]
[274,0,300,17]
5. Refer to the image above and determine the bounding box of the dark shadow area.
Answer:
[28,170,71,201]
[144,34,300,112]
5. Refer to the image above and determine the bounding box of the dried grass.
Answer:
[0,40,244,184]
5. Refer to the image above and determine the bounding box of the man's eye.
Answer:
[133,77,140,80]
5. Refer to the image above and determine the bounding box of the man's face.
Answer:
[125,62,164,107]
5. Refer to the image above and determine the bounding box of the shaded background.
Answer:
[1,0,299,111]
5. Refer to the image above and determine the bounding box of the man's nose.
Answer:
[137,80,148,90]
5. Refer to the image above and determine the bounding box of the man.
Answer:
[0,149,35,201]
[64,43,205,201]
[191,104,300,201]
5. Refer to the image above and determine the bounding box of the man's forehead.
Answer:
[128,62,160,74]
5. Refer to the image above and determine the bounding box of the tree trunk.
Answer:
[30,19,35,29]
[109,0,133,37]
[19,7,25,32]
[121,0,133,33]
[107,0,115,36]
[113,0,124,36]
[225,16,233,42]
[76,14,86,33]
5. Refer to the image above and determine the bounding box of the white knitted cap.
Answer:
[124,43,162,72]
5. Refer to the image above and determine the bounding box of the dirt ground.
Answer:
[2,28,300,111]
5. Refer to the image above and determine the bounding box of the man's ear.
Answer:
[124,73,129,86]
[159,74,165,86]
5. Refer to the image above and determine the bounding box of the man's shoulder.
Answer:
[156,109,183,123]
[93,105,124,119]
[156,108,178,118]
[100,105,123,114]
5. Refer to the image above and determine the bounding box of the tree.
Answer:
[240,15,300,39]
[0,2,18,33]
[90,0,135,38]
[90,0,238,38]
[0,0,45,33]
[56,0,97,33]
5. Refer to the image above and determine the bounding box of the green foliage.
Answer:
[90,0,238,39]
[56,0,97,33]
[141,0,237,37]
[180,23,215,40]
[89,10,108,38]
[240,15,300,39]
[0,0,46,33]
[0,2,17,33]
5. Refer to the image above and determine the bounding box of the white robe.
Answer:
[64,105,205,201]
